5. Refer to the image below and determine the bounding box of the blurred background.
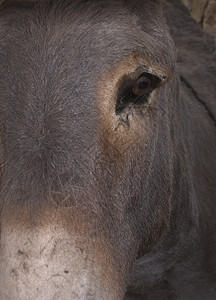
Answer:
[182,0,216,40]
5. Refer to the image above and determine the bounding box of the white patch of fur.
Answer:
[0,223,110,300]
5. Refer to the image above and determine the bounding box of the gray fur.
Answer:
[0,0,215,299]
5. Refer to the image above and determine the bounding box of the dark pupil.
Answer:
[138,80,150,90]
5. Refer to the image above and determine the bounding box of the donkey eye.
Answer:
[132,75,153,96]
[116,72,161,114]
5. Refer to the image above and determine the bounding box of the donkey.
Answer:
[0,0,216,299]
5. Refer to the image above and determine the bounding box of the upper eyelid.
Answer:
[118,71,162,95]
[127,66,168,82]
[117,68,166,93]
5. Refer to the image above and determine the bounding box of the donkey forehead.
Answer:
[1,0,175,76]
